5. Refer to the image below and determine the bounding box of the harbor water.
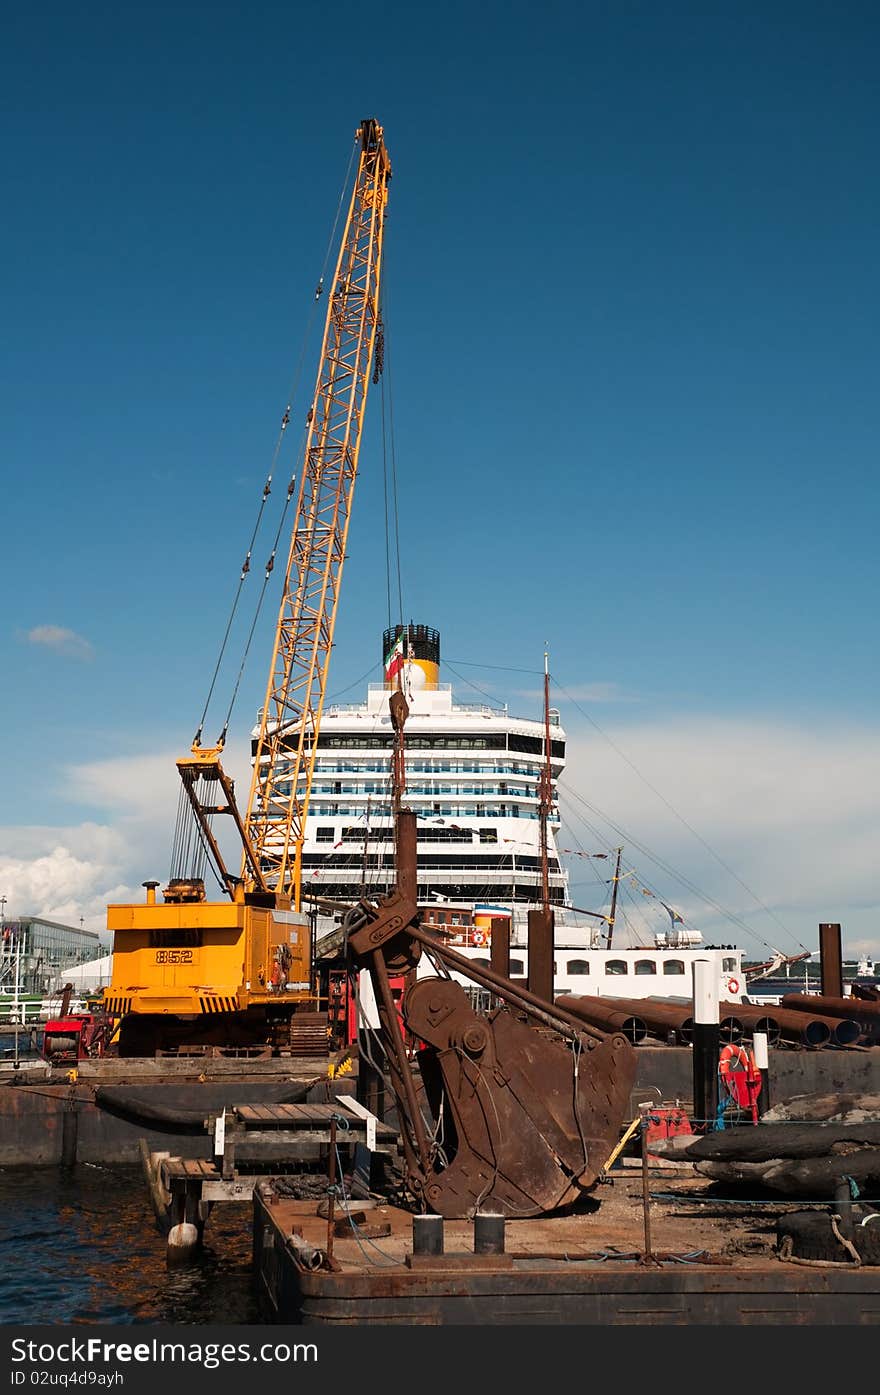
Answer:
[0,1165,258,1324]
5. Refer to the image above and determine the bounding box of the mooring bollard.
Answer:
[474,1212,505,1255]
[639,1101,655,1265]
[753,1030,771,1117]
[412,1213,444,1256]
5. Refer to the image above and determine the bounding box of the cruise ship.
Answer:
[272,623,745,1003]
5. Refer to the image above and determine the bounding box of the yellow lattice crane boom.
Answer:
[104,120,391,1055]
[245,118,390,905]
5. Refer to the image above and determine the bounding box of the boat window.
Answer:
[722,957,738,973]
[663,960,685,975]
[634,960,656,975]
[606,960,628,975]
[316,826,335,842]
[471,957,491,967]
[509,958,524,974]
[566,959,590,975]
[479,828,498,843]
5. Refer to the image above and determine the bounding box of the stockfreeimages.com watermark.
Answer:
[10,1338,317,1377]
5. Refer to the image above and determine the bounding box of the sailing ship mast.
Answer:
[606,846,623,948]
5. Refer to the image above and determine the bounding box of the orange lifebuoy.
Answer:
[718,1041,762,1119]
[472,930,486,948]
[719,1042,751,1075]
[727,976,740,995]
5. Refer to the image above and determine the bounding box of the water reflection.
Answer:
[0,1164,258,1324]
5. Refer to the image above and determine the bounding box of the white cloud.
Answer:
[0,745,256,934]
[559,716,880,959]
[0,834,132,934]
[4,720,879,965]
[26,625,94,660]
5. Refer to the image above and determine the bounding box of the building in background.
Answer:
[0,916,102,996]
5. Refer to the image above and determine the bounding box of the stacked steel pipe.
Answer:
[781,993,880,1044]
[557,995,647,1044]
[559,995,863,1048]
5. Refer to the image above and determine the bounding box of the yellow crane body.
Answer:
[105,890,311,1020]
[105,885,313,1052]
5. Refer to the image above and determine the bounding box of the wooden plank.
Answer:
[236,1103,349,1128]
[202,1178,256,1202]
[235,1130,396,1155]
[162,1159,221,1181]
[77,1057,330,1080]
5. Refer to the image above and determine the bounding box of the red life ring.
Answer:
[472,930,486,948]
[718,1042,751,1074]
[718,1041,761,1118]
[727,976,740,995]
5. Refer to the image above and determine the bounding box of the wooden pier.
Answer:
[141,1096,397,1261]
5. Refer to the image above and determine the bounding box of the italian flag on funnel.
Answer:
[384,633,406,684]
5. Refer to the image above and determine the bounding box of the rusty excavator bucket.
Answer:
[346,805,637,1220]
[404,975,637,1218]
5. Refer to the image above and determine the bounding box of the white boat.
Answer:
[271,623,747,1004]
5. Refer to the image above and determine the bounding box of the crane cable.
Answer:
[558,783,787,959]
[379,278,405,633]
[192,134,360,749]
[552,675,809,954]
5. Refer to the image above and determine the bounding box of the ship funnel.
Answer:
[383,623,440,691]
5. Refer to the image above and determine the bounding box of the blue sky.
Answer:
[2,2,879,959]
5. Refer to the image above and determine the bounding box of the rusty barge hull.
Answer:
[5,1046,880,1165]
[266,1268,880,1327]
[253,1189,880,1326]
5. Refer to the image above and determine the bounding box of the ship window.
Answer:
[634,960,656,975]
[479,828,498,843]
[471,957,491,967]
[566,960,590,975]
[722,957,738,973]
[606,960,628,975]
[663,960,685,975]
[316,827,335,842]
[509,958,525,973]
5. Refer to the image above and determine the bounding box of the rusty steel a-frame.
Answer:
[344,689,637,1219]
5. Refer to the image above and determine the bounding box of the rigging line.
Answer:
[557,819,616,891]
[194,474,275,744]
[559,803,700,938]
[444,660,499,707]
[325,661,381,704]
[381,363,392,628]
[558,783,784,956]
[618,877,657,946]
[557,785,731,936]
[195,137,358,746]
[217,459,301,742]
[552,674,804,949]
[446,659,544,676]
[380,276,405,626]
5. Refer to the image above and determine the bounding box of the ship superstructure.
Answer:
[263,623,744,1003]
[291,624,567,926]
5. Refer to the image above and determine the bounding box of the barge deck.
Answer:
[253,1172,880,1325]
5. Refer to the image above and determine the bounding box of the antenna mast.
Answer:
[538,647,552,916]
